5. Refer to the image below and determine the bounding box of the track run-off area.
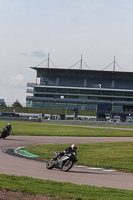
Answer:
[0,135,133,190]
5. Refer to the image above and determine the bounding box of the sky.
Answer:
[1,0,133,106]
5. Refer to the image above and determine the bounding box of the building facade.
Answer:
[26,67,133,114]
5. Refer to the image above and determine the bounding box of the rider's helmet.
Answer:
[71,144,77,151]
[8,123,11,126]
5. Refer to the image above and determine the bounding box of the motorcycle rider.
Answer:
[46,144,78,171]
[3,123,12,136]
[59,144,77,157]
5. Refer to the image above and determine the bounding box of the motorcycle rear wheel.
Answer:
[46,159,55,169]
[0,135,5,139]
[62,160,73,171]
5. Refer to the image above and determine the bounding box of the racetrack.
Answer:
[0,136,133,190]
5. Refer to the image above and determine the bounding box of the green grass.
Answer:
[0,174,133,200]
[0,121,133,199]
[1,121,133,137]
[0,106,96,116]
[24,142,133,173]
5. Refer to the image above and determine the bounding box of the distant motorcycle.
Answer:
[46,151,78,171]
[0,127,10,139]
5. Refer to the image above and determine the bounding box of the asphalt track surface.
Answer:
[0,136,133,190]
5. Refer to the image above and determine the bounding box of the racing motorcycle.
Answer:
[46,151,78,171]
[0,127,10,139]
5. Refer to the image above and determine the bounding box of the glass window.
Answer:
[91,90,101,95]
[88,104,96,111]
[78,96,88,100]
[66,103,77,109]
[46,88,57,93]
[124,92,133,96]
[34,88,46,92]
[112,105,123,112]
[80,90,90,94]
[55,103,66,108]
[113,91,124,96]
[102,90,112,95]
[26,100,32,107]
[33,102,44,108]
[68,89,80,94]
[34,94,45,97]
[57,88,68,93]
[89,96,98,100]
[44,102,55,108]
[78,104,88,110]
[67,95,79,99]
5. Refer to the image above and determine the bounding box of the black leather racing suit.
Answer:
[59,146,76,157]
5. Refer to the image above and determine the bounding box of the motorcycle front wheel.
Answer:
[62,160,73,171]
[46,159,55,169]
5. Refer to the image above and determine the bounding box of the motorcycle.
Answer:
[46,151,78,171]
[0,128,10,139]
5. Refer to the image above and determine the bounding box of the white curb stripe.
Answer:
[75,165,116,172]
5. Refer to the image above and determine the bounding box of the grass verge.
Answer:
[24,142,133,173]
[0,106,96,116]
[0,174,133,200]
[0,121,133,137]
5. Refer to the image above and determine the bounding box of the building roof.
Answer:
[31,67,133,80]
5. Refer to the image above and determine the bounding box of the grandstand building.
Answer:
[26,64,133,119]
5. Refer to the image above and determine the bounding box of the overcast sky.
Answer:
[1,0,133,106]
